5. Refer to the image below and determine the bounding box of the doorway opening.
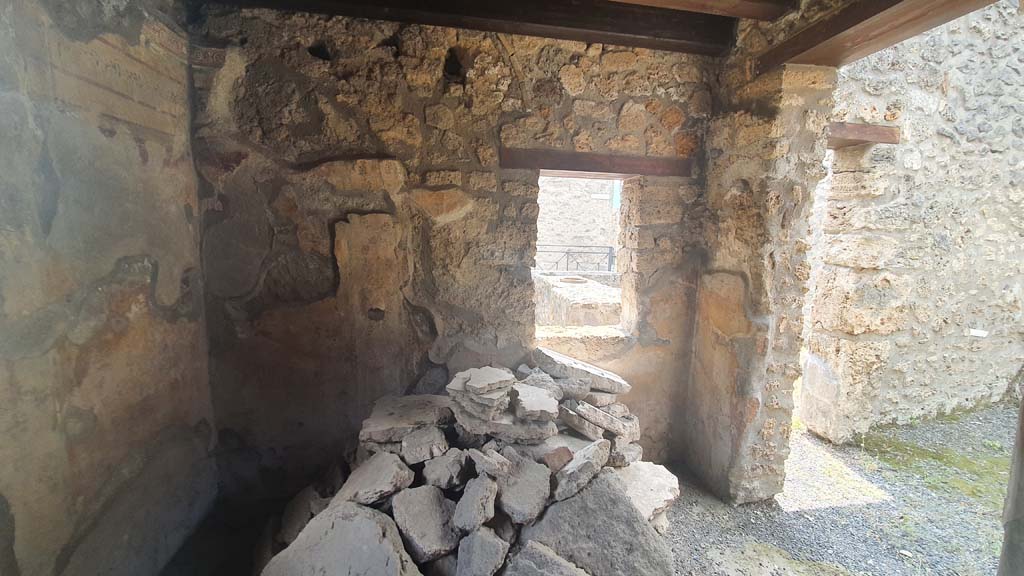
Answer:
[533,173,625,331]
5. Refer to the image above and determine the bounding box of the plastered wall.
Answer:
[0,1,216,574]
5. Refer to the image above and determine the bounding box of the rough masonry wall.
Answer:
[800,0,1024,443]
[0,1,216,574]
[691,65,835,504]
[675,1,840,502]
[191,7,714,495]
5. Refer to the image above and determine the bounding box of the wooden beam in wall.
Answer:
[610,0,793,21]
[212,0,735,55]
[826,122,900,149]
[756,0,997,74]
[499,147,693,177]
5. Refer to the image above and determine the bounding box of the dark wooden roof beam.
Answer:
[611,0,794,21]
[211,0,735,56]
[756,0,997,75]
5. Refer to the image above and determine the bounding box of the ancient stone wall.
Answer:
[0,1,217,574]
[190,7,714,495]
[800,0,1024,443]
[654,2,844,502]
[688,64,835,504]
[536,176,619,271]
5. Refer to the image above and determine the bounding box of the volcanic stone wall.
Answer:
[190,7,714,497]
[672,2,840,502]
[800,0,1024,443]
[0,1,216,574]
[688,64,836,504]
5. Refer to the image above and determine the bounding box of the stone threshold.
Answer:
[534,325,635,361]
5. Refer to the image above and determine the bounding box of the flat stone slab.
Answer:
[448,377,512,408]
[504,541,588,576]
[583,391,617,407]
[449,366,516,395]
[571,400,640,442]
[424,448,469,489]
[521,470,673,576]
[334,452,414,506]
[392,486,460,563]
[402,426,449,464]
[520,371,563,401]
[497,447,551,525]
[453,404,557,445]
[603,402,631,418]
[511,433,593,464]
[454,475,497,534]
[533,347,631,394]
[558,404,606,441]
[262,502,420,576]
[511,383,558,422]
[360,395,455,443]
[468,448,512,479]
[456,527,509,576]
[452,392,510,420]
[614,461,680,521]
[552,439,610,501]
[554,377,591,400]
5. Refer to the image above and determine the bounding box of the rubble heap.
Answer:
[257,348,680,576]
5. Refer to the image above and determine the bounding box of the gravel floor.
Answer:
[665,401,1019,576]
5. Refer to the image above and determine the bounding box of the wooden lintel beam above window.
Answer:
[610,0,794,21]
[756,0,997,75]
[210,0,735,56]
[499,147,693,178]
[826,122,901,150]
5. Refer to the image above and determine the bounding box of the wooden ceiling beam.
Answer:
[212,0,735,56]
[826,122,900,149]
[756,0,997,75]
[611,0,794,21]
[499,147,693,177]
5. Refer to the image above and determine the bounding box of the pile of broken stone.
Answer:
[258,347,681,576]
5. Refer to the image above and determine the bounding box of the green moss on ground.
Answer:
[857,432,1011,513]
